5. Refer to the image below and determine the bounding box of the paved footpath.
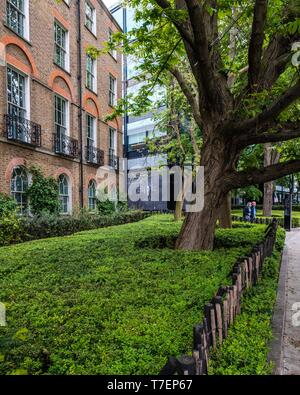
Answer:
[270,229,300,375]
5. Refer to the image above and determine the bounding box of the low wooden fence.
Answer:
[160,219,278,375]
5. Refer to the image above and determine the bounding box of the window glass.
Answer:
[85,1,95,33]
[10,166,28,215]
[86,55,96,91]
[6,0,25,37]
[88,180,96,210]
[58,174,69,214]
[54,22,67,69]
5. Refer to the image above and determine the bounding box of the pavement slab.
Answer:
[270,229,300,375]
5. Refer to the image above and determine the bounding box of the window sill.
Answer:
[53,62,71,77]
[3,23,32,46]
[84,24,97,40]
[85,86,98,96]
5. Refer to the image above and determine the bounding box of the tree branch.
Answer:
[233,80,300,134]
[248,0,269,90]
[170,67,202,127]
[237,123,300,147]
[229,159,300,189]
[184,0,217,107]
[153,0,194,47]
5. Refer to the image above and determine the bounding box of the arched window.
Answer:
[10,166,28,214]
[88,180,97,211]
[58,174,70,214]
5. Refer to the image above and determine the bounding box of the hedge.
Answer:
[0,210,150,247]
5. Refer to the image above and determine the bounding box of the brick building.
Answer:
[0,0,123,214]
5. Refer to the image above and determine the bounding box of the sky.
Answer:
[102,0,119,9]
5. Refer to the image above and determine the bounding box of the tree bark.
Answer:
[175,200,219,250]
[218,192,232,228]
[176,137,234,250]
[263,181,273,217]
[263,143,280,217]
[174,199,183,221]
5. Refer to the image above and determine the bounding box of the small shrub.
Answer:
[0,194,17,216]
[0,211,23,246]
[96,199,116,215]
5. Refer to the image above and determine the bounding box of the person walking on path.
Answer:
[251,201,257,222]
[243,202,252,222]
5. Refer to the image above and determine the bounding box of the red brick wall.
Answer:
[0,0,123,211]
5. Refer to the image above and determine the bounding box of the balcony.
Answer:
[108,148,119,170]
[4,114,41,147]
[86,146,104,166]
[53,129,79,159]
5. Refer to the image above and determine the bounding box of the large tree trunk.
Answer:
[175,196,221,250]
[176,137,235,251]
[218,192,232,228]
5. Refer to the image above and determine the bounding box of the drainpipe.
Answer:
[76,0,84,209]
[123,6,129,159]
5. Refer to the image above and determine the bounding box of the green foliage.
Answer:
[234,185,263,203]
[214,225,266,248]
[0,194,23,246]
[209,227,286,375]
[0,204,149,247]
[96,199,116,215]
[26,167,60,215]
[0,211,23,247]
[0,194,17,216]
[0,215,266,375]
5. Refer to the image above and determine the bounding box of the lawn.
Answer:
[0,215,267,375]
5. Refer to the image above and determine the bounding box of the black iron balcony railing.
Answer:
[86,145,104,166]
[4,114,42,147]
[108,148,119,170]
[53,129,79,158]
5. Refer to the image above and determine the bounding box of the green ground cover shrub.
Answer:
[0,215,266,375]
[0,210,150,247]
[209,227,285,375]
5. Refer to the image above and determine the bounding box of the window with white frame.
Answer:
[85,1,96,35]
[86,54,96,92]
[7,66,27,119]
[108,28,117,60]
[55,95,68,135]
[109,75,117,106]
[54,21,69,71]
[86,113,95,148]
[54,95,69,154]
[109,127,116,151]
[58,174,70,214]
[88,180,97,211]
[7,65,31,143]
[10,166,28,215]
[6,0,29,39]
[109,126,117,168]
